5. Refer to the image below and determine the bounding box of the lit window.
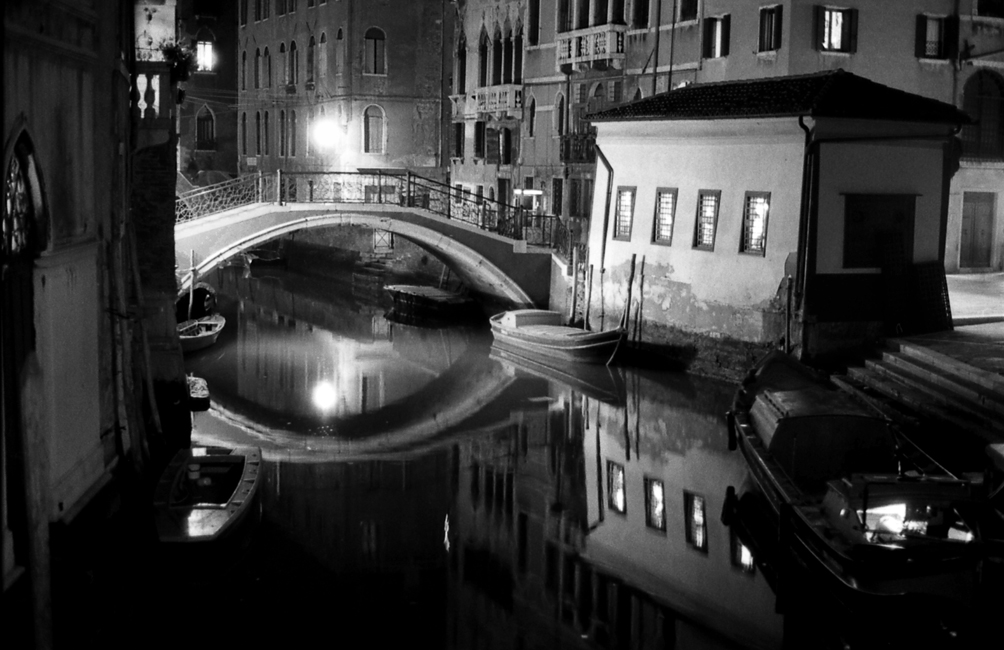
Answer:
[613,187,635,240]
[645,478,666,532]
[703,15,730,59]
[684,492,708,552]
[607,461,626,514]
[693,190,720,250]
[916,16,949,59]
[364,28,386,75]
[653,188,677,244]
[815,6,857,53]
[196,41,214,71]
[758,5,783,52]
[741,192,770,255]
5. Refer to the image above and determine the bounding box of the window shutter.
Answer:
[702,18,713,58]
[847,9,858,53]
[773,6,784,50]
[915,15,927,58]
[814,5,825,51]
[721,15,731,56]
[945,15,959,60]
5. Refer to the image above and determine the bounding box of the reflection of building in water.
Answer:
[448,371,783,649]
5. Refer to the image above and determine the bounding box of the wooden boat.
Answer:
[186,375,210,412]
[178,313,225,354]
[723,350,1004,615]
[489,309,624,364]
[153,446,262,543]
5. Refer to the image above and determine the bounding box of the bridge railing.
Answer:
[177,170,578,259]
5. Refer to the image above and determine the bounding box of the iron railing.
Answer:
[176,170,577,259]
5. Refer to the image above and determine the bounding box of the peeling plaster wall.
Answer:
[588,119,804,347]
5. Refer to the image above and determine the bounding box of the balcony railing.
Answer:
[556,23,626,71]
[559,134,596,164]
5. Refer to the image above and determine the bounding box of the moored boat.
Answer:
[723,350,1004,618]
[489,309,624,364]
[178,313,226,354]
[153,446,262,544]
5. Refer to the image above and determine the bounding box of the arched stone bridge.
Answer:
[175,171,572,307]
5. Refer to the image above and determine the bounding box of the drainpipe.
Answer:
[595,144,614,273]
[651,0,663,96]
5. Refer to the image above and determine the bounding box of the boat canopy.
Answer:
[751,388,898,490]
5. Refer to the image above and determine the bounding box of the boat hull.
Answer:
[489,310,623,364]
[178,313,225,354]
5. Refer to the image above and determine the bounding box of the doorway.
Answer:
[960,192,995,269]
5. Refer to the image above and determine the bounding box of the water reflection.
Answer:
[184,264,794,648]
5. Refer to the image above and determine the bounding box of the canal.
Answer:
[161,259,917,650]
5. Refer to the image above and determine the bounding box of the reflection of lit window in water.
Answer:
[645,478,665,531]
[858,502,974,543]
[731,528,756,574]
[607,461,626,514]
[685,492,708,552]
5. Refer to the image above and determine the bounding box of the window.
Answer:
[262,0,270,19]
[961,71,1004,160]
[306,108,313,157]
[241,51,247,90]
[758,5,783,52]
[255,112,261,155]
[240,0,248,26]
[474,121,486,157]
[196,41,214,71]
[633,0,649,27]
[679,0,698,22]
[976,0,1004,19]
[307,36,316,82]
[456,37,467,93]
[703,15,730,58]
[607,461,626,514]
[843,194,916,268]
[740,192,770,255]
[264,47,271,87]
[335,29,344,75]
[500,128,514,165]
[558,0,572,33]
[319,33,327,79]
[254,0,262,21]
[364,28,386,75]
[492,32,503,84]
[814,6,857,53]
[552,178,563,216]
[684,492,708,553]
[915,15,956,60]
[240,112,247,155]
[645,478,666,532]
[527,98,536,137]
[653,188,677,244]
[290,110,297,156]
[528,0,540,45]
[555,94,566,136]
[478,31,490,86]
[730,528,756,574]
[289,41,299,84]
[196,108,215,149]
[613,187,635,240]
[254,48,261,88]
[279,43,287,84]
[451,122,464,158]
[279,111,287,156]
[263,111,270,155]
[277,0,286,16]
[693,190,720,250]
[608,81,622,103]
[363,105,385,153]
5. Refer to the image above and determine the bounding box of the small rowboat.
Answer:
[177,313,225,354]
[489,309,624,364]
[153,446,262,544]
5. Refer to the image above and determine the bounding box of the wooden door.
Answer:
[960,192,994,268]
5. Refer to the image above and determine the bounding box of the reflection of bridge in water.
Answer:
[176,171,576,307]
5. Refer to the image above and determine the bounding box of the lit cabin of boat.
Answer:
[748,387,898,491]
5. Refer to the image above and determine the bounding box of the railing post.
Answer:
[257,169,263,203]
[276,169,283,205]
[377,170,383,204]
[406,171,413,207]
[308,179,314,203]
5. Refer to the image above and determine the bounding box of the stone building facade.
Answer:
[236,0,453,180]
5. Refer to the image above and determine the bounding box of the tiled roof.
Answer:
[588,70,968,125]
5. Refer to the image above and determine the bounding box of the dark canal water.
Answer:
[168,262,877,649]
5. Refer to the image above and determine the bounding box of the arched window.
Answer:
[456,35,467,94]
[290,41,299,85]
[555,93,566,136]
[307,36,316,83]
[527,97,536,137]
[364,28,386,74]
[306,107,314,157]
[961,71,1004,160]
[478,31,490,87]
[280,110,287,156]
[264,47,271,87]
[3,136,45,259]
[241,112,248,155]
[241,50,247,90]
[255,111,262,155]
[254,48,261,88]
[503,30,513,84]
[514,28,523,84]
[196,106,215,150]
[279,43,287,85]
[335,29,344,76]
[492,31,503,85]
[264,110,270,155]
[319,33,328,79]
[290,110,297,156]
[363,105,385,153]
[633,87,643,102]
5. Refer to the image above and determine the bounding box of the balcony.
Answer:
[559,134,596,164]
[556,23,627,72]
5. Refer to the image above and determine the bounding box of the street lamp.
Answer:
[312,118,340,150]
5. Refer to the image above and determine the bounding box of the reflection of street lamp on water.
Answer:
[312,380,337,413]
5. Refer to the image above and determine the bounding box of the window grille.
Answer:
[653,189,676,244]
[693,190,719,249]
[741,192,770,255]
[613,187,635,240]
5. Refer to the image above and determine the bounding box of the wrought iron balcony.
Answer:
[559,134,596,164]
[556,23,626,71]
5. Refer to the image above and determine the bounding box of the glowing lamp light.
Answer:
[312,381,337,412]
[312,119,340,150]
